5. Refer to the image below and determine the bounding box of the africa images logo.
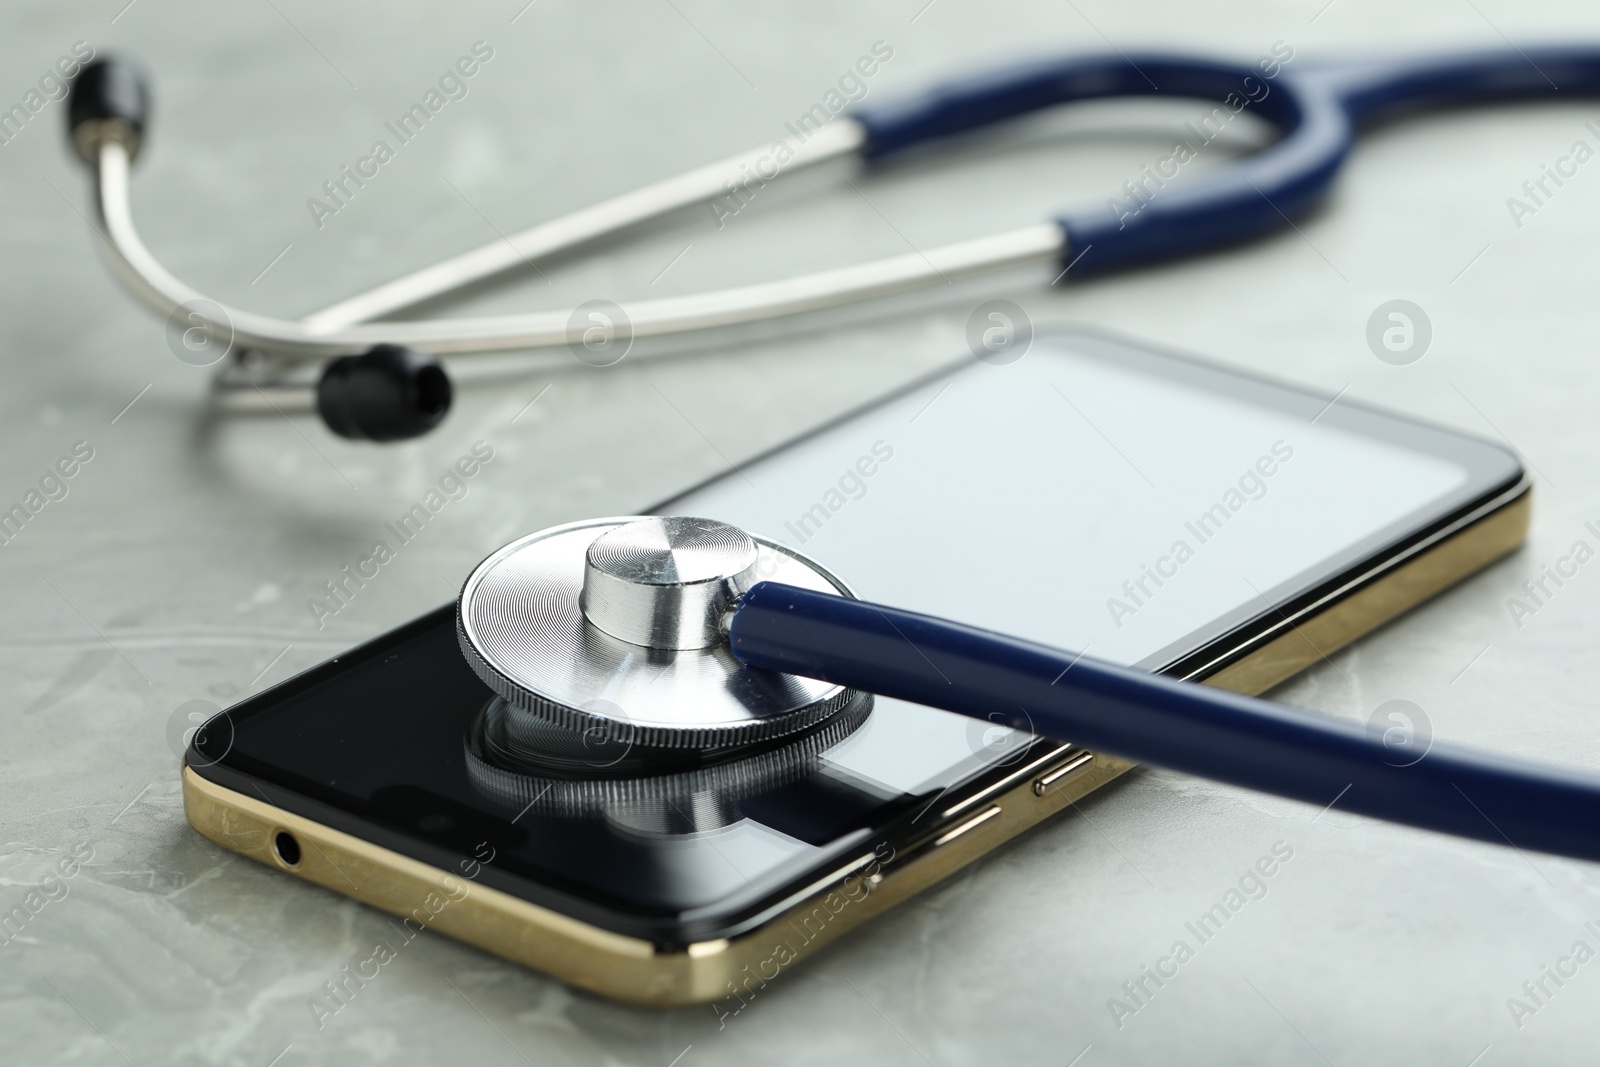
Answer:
[1105,441,1294,629]
[305,41,495,230]
[306,442,494,628]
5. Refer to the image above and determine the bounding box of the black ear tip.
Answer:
[412,360,452,417]
[317,345,454,442]
[68,56,151,165]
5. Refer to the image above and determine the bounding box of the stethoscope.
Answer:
[67,45,1600,441]
[459,516,1600,862]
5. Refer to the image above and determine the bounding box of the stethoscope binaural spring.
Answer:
[65,44,1600,441]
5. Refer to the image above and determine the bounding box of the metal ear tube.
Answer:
[460,516,1600,864]
[65,58,457,442]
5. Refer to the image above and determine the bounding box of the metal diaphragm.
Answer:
[456,516,861,749]
[463,690,874,825]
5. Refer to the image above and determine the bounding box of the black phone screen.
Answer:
[192,329,1521,943]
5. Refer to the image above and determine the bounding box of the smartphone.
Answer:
[183,328,1528,1009]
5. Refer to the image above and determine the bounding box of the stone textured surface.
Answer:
[4,0,1600,1063]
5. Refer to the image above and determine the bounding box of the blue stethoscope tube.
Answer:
[852,47,1600,275]
[730,581,1600,862]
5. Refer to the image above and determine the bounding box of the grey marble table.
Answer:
[5,0,1600,1063]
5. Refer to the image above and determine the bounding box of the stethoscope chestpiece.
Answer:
[463,691,873,834]
[456,516,860,750]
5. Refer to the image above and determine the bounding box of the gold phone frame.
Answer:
[184,483,1529,1007]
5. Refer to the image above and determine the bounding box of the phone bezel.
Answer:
[187,326,1528,947]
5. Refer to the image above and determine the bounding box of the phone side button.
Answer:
[932,804,1003,848]
[1033,750,1095,797]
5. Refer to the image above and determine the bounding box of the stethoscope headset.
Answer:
[66,45,1600,440]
